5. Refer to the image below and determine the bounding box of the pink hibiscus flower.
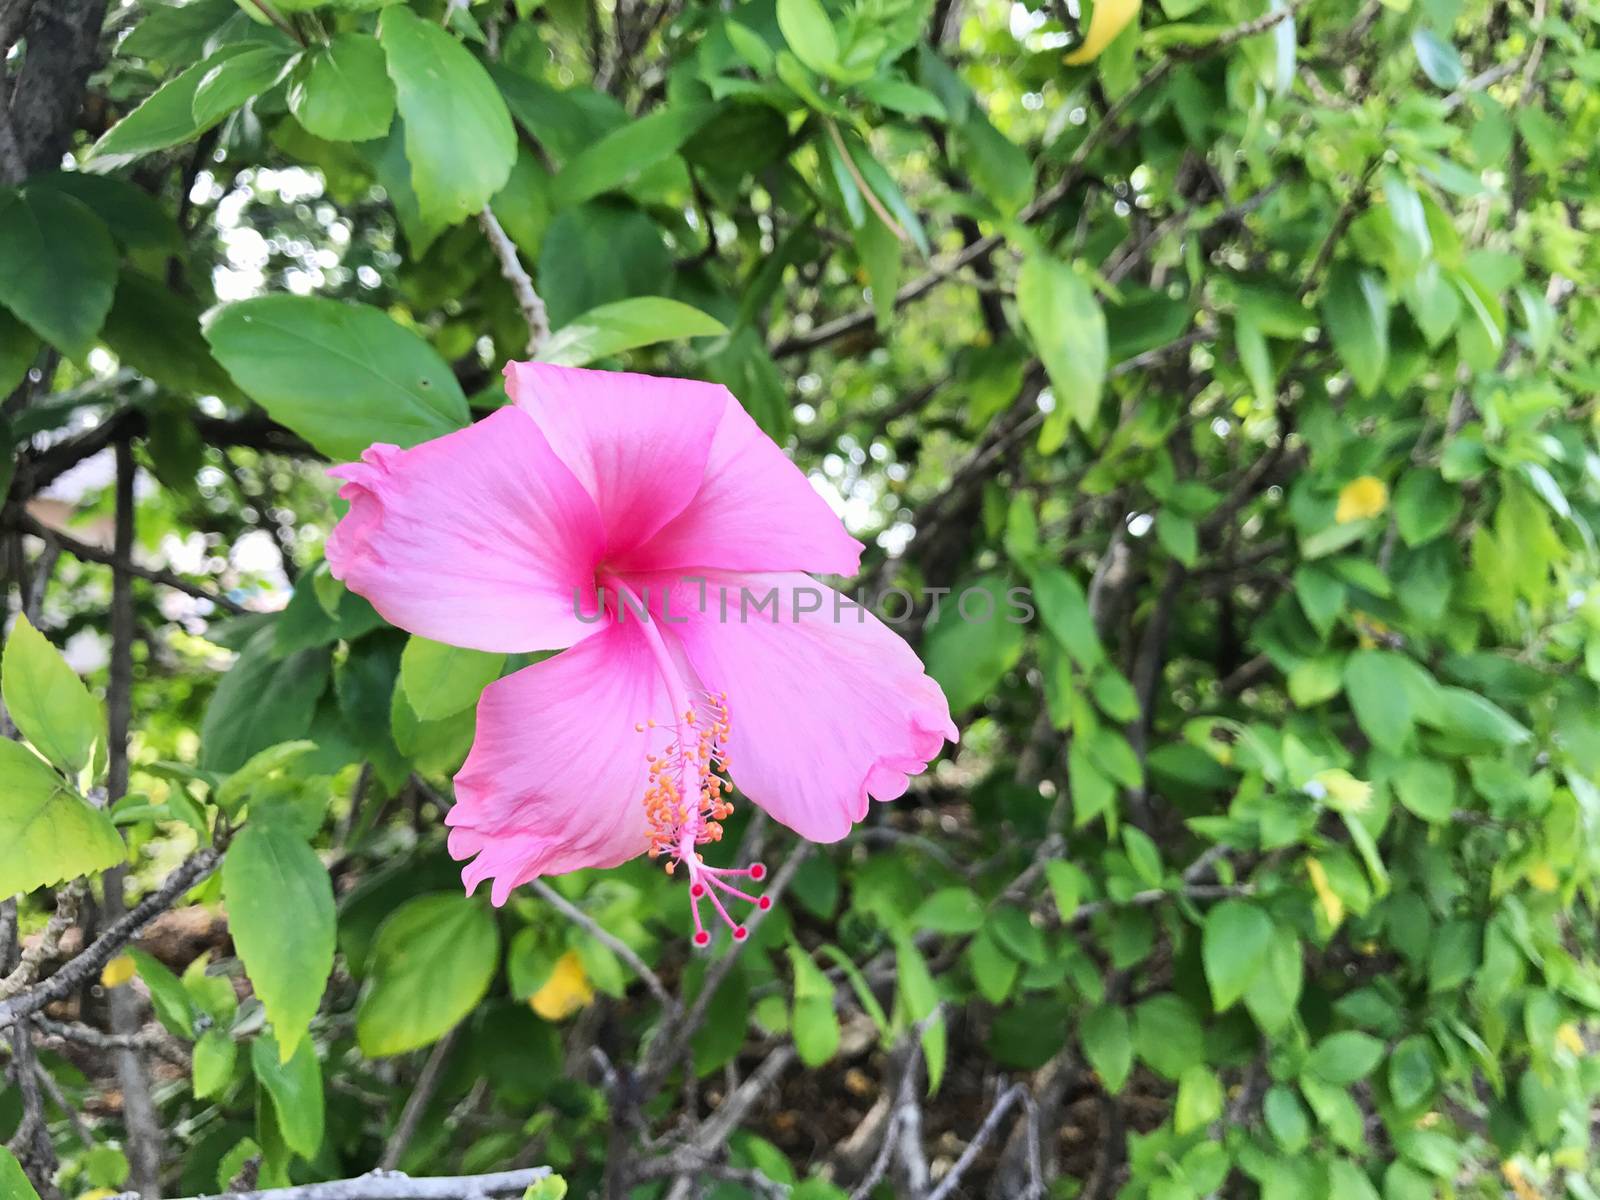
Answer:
[325,362,957,944]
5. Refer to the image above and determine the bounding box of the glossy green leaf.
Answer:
[224,824,336,1062]
[356,893,500,1056]
[1017,256,1107,434]
[0,190,116,360]
[541,297,728,368]
[0,740,124,897]
[3,614,102,776]
[1321,263,1389,398]
[379,6,517,227]
[288,33,396,142]
[203,294,469,460]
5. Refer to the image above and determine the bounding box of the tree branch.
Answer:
[478,208,550,357]
[0,846,223,1032]
[6,509,248,614]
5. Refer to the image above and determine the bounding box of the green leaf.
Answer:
[1080,1005,1132,1093]
[775,0,840,75]
[1411,27,1464,89]
[128,947,197,1039]
[1031,565,1103,668]
[549,104,717,209]
[288,33,396,142]
[379,6,516,227]
[203,294,469,461]
[3,614,102,776]
[1343,650,1415,755]
[536,203,672,330]
[1242,923,1303,1034]
[399,637,504,722]
[223,824,336,1062]
[1234,313,1275,404]
[1387,1035,1436,1111]
[1327,1160,1381,1200]
[911,887,985,934]
[920,575,1025,713]
[988,905,1047,966]
[250,1034,324,1159]
[1174,1064,1222,1134]
[1202,899,1273,1012]
[0,305,40,396]
[524,1177,570,1200]
[1263,1085,1310,1152]
[1392,758,1455,824]
[356,893,500,1056]
[88,47,250,163]
[1394,470,1461,546]
[193,1029,237,1099]
[191,44,294,128]
[541,297,728,368]
[0,740,124,897]
[101,271,236,399]
[1132,994,1204,1081]
[199,625,329,773]
[0,1147,41,1200]
[1321,263,1389,399]
[1305,1030,1384,1085]
[955,110,1033,216]
[1017,256,1108,435]
[0,190,117,360]
[789,947,840,1066]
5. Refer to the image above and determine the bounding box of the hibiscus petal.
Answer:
[505,361,724,559]
[448,622,672,904]
[326,406,604,653]
[662,572,957,843]
[616,396,865,577]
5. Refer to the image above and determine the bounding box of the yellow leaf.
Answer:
[1306,857,1344,928]
[1557,1022,1586,1055]
[1063,0,1141,64]
[1501,1161,1540,1200]
[1311,768,1372,813]
[1527,861,1559,892]
[101,954,136,988]
[530,951,594,1022]
[1336,475,1388,523]
[79,1190,120,1200]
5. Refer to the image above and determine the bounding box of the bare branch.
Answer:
[6,509,248,615]
[926,1083,1029,1200]
[378,1028,461,1171]
[0,846,223,1032]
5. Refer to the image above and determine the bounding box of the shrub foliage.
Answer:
[1,0,1597,1197]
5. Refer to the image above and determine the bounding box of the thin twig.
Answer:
[642,843,812,1086]
[0,884,84,1001]
[32,1017,190,1066]
[0,846,223,1031]
[527,879,677,1014]
[926,1083,1029,1200]
[824,118,910,244]
[478,208,551,357]
[378,1028,462,1171]
[7,509,247,614]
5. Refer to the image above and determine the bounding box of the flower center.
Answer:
[601,572,771,948]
